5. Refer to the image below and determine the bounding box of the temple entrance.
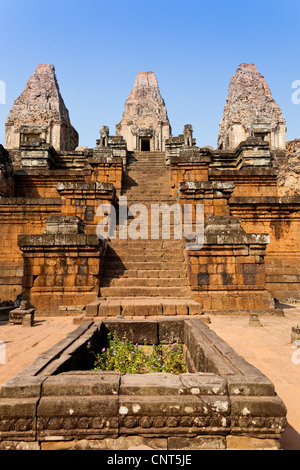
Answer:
[141,138,151,151]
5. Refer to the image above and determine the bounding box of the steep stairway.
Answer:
[93,151,202,316]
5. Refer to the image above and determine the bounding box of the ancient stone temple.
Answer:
[0,62,299,314]
[116,71,171,151]
[0,63,298,451]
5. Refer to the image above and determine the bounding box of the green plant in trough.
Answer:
[87,330,186,375]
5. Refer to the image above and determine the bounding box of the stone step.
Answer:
[122,184,170,190]
[87,297,203,317]
[124,196,175,201]
[123,185,170,190]
[122,184,171,189]
[102,269,187,279]
[107,242,184,253]
[123,173,169,178]
[106,246,185,255]
[126,171,167,174]
[99,286,189,297]
[101,277,188,288]
[106,254,186,263]
[127,162,167,165]
[106,250,185,259]
[128,155,166,158]
[125,167,167,171]
[126,166,167,171]
[124,177,168,182]
[122,192,174,199]
[107,235,186,242]
[124,199,176,204]
[103,261,186,271]
[110,229,183,236]
[126,206,179,212]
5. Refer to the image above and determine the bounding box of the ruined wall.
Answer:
[171,138,300,303]
[0,165,117,307]
[0,198,61,301]
[186,217,275,312]
[230,197,300,302]
[170,150,210,196]
[18,217,107,311]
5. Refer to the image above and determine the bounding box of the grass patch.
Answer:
[87,330,186,375]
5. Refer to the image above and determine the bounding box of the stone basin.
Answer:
[0,318,287,450]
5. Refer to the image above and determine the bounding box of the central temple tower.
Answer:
[116,71,171,151]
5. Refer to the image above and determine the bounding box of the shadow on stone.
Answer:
[281,423,300,450]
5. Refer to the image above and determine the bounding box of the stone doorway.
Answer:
[140,138,151,151]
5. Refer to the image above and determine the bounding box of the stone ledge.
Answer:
[0,197,61,205]
[230,196,300,205]
[17,233,102,247]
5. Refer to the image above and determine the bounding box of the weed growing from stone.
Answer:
[87,330,186,375]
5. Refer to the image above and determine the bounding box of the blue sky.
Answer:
[1,0,300,148]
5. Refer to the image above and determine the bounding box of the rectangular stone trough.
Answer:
[0,318,287,450]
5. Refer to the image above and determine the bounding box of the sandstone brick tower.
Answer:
[5,64,78,152]
[218,63,286,151]
[116,71,171,152]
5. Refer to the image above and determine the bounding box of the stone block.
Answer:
[104,319,158,345]
[168,435,226,450]
[9,307,35,325]
[42,372,120,397]
[0,397,38,440]
[120,373,183,396]
[22,313,34,327]
[41,436,168,450]
[37,396,119,440]
[226,435,281,450]
[158,319,184,343]
[180,373,227,396]
[0,441,40,450]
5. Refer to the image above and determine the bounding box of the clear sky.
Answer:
[1,0,300,149]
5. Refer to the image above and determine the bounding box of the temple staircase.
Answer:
[90,151,202,317]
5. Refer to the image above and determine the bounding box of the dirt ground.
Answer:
[208,304,300,450]
[0,305,299,450]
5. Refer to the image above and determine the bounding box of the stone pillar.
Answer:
[18,216,107,312]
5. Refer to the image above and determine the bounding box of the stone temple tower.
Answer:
[5,64,78,152]
[116,71,172,152]
[218,63,286,151]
